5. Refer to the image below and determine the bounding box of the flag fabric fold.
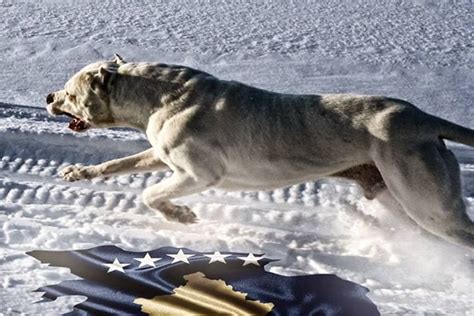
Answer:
[28,245,380,315]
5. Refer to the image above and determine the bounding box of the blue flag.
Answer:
[28,245,380,315]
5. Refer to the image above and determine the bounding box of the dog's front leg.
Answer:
[60,148,167,181]
[142,170,221,224]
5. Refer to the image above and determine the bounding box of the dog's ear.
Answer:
[112,53,126,65]
[98,67,112,86]
[90,67,115,92]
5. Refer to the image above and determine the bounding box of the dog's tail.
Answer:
[435,116,474,147]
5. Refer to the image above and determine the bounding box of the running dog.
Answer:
[46,55,474,249]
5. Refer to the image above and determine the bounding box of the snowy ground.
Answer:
[1,0,473,315]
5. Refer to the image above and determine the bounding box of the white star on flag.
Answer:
[167,249,195,264]
[204,251,231,264]
[103,258,130,273]
[134,253,161,268]
[237,253,265,266]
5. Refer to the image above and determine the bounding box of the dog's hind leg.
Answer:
[437,147,474,247]
[332,163,419,227]
[373,141,474,249]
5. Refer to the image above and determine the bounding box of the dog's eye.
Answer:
[67,94,76,102]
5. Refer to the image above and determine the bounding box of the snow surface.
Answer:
[0,0,473,315]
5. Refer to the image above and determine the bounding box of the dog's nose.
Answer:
[46,93,55,104]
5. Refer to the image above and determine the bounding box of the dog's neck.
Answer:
[107,73,189,131]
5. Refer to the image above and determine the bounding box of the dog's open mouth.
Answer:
[57,111,90,132]
[69,117,90,132]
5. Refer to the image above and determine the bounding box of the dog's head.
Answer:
[46,54,126,132]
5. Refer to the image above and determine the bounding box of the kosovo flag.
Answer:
[28,245,380,315]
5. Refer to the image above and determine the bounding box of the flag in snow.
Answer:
[28,245,380,315]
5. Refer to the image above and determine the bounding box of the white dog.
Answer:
[46,55,474,249]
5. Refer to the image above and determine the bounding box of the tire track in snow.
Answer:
[0,157,322,208]
[0,171,333,235]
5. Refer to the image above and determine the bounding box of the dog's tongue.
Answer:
[68,118,90,132]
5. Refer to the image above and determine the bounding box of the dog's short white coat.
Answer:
[47,55,474,249]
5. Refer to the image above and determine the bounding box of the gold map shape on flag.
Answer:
[134,272,274,315]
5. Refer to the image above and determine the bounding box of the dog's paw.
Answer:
[162,204,198,224]
[59,165,99,182]
[145,199,199,224]
[170,205,198,224]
